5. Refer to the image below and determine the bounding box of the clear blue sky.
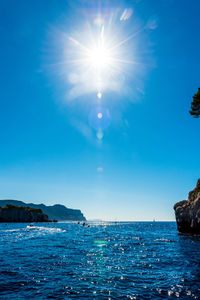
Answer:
[0,0,200,220]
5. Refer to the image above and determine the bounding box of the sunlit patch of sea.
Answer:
[0,222,200,299]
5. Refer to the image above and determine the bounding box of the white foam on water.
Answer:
[2,228,22,232]
[26,226,66,234]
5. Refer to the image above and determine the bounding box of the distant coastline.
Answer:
[0,199,86,222]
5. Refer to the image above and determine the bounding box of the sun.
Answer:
[66,24,136,98]
[87,45,112,70]
[68,29,118,75]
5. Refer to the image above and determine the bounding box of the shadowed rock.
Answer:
[174,179,200,234]
[0,204,49,222]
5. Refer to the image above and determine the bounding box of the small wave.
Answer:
[154,238,173,242]
[2,229,22,232]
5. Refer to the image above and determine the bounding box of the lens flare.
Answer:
[97,167,103,173]
[96,130,104,140]
[97,112,103,119]
[89,106,111,130]
[97,92,102,99]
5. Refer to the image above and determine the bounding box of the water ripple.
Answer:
[0,222,200,298]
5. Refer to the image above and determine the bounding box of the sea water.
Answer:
[0,222,200,299]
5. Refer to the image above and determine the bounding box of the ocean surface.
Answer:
[0,222,200,299]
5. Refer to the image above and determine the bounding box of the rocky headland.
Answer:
[0,204,49,222]
[174,179,200,234]
[0,199,86,221]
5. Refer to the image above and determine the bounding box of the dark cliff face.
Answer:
[174,179,200,234]
[0,205,49,223]
[0,200,86,221]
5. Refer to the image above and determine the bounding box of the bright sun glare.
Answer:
[87,45,112,70]
[67,21,137,99]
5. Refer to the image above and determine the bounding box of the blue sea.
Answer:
[0,222,200,299]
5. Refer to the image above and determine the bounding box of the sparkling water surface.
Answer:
[1,222,200,299]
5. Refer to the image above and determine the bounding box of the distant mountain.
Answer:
[0,200,86,221]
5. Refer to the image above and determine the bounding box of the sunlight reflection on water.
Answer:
[0,222,200,299]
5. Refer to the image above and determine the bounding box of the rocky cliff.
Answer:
[0,204,49,222]
[0,200,86,221]
[174,179,200,234]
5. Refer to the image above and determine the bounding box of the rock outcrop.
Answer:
[174,179,200,234]
[0,199,86,221]
[0,204,49,222]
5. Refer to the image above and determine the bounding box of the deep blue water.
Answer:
[1,222,200,299]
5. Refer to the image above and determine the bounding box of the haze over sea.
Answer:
[1,221,200,299]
